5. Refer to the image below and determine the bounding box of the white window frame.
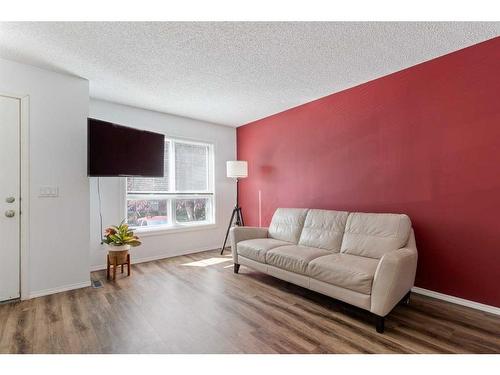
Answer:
[124,136,216,235]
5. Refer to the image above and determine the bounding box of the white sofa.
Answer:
[230,208,418,333]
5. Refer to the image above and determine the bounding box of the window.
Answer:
[126,138,214,231]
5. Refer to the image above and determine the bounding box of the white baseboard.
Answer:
[90,245,221,272]
[27,280,91,299]
[411,287,500,316]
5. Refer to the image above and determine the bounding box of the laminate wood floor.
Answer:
[1,250,499,354]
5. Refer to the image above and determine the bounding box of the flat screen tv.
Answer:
[87,118,165,177]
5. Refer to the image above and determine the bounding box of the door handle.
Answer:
[4,210,15,218]
[5,197,15,203]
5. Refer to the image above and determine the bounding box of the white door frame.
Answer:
[1,92,30,300]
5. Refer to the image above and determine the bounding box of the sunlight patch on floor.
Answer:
[182,257,232,267]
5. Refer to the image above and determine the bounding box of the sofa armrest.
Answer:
[370,229,418,317]
[230,226,268,263]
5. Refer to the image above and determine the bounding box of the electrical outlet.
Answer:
[39,186,59,198]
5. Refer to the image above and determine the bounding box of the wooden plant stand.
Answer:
[107,253,131,281]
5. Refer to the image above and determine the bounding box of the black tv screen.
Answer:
[87,118,165,177]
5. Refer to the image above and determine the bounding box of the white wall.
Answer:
[0,58,90,298]
[89,99,236,270]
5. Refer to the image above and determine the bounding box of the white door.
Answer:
[0,95,21,301]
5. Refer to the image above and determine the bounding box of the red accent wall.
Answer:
[237,37,500,308]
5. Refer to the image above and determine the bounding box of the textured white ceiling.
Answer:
[0,22,498,126]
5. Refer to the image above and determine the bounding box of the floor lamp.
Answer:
[221,160,248,255]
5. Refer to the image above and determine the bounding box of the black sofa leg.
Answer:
[234,264,240,274]
[375,316,385,333]
[403,291,411,305]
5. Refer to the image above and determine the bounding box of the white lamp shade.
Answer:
[226,160,248,178]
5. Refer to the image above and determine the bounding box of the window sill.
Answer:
[133,223,217,237]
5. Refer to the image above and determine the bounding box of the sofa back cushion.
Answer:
[298,209,349,251]
[341,212,412,259]
[268,208,309,243]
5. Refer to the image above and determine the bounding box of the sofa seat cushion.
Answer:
[307,254,379,295]
[237,238,291,263]
[265,245,332,275]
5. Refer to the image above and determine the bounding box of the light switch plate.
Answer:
[39,186,59,198]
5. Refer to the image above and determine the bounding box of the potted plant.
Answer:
[102,220,141,265]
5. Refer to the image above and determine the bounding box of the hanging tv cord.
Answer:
[97,177,104,244]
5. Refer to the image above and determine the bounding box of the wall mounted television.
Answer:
[87,118,165,177]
